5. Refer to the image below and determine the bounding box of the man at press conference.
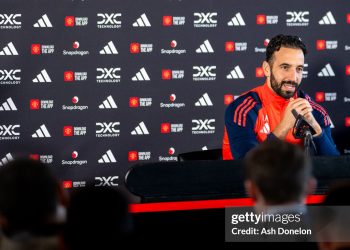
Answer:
[222,34,340,160]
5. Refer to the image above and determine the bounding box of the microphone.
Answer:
[291,109,316,139]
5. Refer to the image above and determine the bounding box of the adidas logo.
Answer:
[33,69,52,83]
[33,14,53,27]
[32,124,51,138]
[319,11,336,25]
[0,42,18,56]
[98,149,117,163]
[195,93,213,106]
[0,153,14,166]
[226,66,245,79]
[259,122,270,134]
[132,67,150,81]
[99,41,118,54]
[131,121,149,135]
[227,12,246,26]
[0,98,17,111]
[318,63,335,77]
[196,40,214,53]
[99,95,117,109]
[132,13,151,27]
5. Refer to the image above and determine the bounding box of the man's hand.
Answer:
[273,98,322,139]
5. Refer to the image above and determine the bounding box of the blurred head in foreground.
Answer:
[64,185,133,250]
[0,158,63,237]
[244,140,316,206]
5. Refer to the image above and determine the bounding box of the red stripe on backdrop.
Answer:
[129,195,325,213]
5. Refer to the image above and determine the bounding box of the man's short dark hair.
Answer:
[244,140,312,204]
[266,34,307,64]
[0,159,59,234]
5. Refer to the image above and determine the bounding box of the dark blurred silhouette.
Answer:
[243,140,317,243]
[244,140,316,207]
[317,181,350,250]
[0,158,65,250]
[63,186,133,250]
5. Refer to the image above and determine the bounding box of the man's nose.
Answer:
[287,68,298,82]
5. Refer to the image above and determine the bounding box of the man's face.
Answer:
[267,47,304,99]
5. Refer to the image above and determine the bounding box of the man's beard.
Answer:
[270,72,299,99]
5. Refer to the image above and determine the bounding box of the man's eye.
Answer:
[297,68,303,72]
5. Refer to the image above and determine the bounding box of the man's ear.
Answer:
[262,61,270,77]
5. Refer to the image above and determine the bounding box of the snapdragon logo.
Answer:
[194,12,217,28]
[62,96,88,111]
[193,66,216,81]
[255,39,270,53]
[96,68,121,83]
[0,69,21,85]
[161,40,186,55]
[159,147,177,162]
[97,13,121,28]
[63,41,90,56]
[160,94,185,109]
[62,151,87,166]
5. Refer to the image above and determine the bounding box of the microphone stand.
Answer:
[303,130,315,157]
[292,110,317,156]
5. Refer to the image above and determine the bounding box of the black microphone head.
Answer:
[291,109,299,119]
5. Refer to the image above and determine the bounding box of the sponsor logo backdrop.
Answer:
[0,0,349,189]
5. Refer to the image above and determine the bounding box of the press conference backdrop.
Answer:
[0,0,349,189]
